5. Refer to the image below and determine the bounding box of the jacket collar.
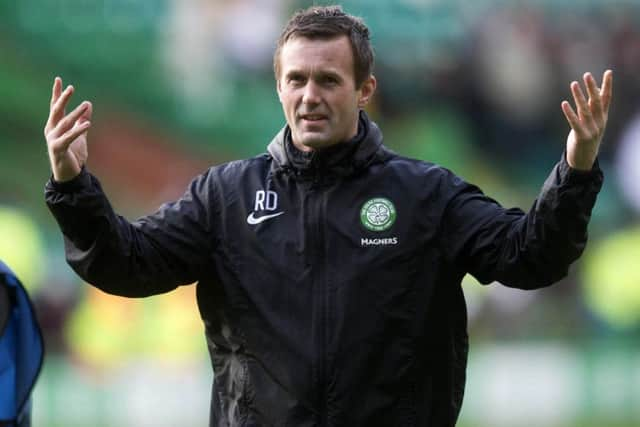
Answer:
[267,110,385,178]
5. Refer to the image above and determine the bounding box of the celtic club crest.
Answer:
[360,198,397,231]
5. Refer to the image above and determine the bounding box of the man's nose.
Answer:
[302,81,321,105]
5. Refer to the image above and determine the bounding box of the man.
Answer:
[44,5,612,427]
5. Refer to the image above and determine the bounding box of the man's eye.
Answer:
[289,76,305,84]
[323,77,338,85]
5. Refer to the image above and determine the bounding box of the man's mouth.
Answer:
[299,114,328,122]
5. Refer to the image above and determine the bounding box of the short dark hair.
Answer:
[273,5,374,88]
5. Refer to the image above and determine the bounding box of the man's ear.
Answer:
[276,79,283,103]
[357,75,377,108]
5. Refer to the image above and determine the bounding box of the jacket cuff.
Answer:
[559,151,603,185]
[46,167,92,194]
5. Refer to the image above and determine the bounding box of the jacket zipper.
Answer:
[310,175,330,426]
[320,187,330,426]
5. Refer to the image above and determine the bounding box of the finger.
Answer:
[50,77,62,108]
[50,101,90,139]
[584,72,603,120]
[45,78,62,135]
[77,101,93,124]
[583,72,601,103]
[571,81,589,117]
[46,85,75,132]
[571,81,598,135]
[45,78,65,134]
[600,69,613,114]
[561,100,587,138]
[52,121,91,153]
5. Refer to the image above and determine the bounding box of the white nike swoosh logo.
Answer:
[246,211,285,225]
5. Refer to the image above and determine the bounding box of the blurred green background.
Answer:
[3,0,640,425]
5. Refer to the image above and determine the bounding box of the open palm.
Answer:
[44,77,93,182]
[562,70,613,170]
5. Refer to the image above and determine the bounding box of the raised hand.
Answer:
[44,77,93,182]
[562,70,613,171]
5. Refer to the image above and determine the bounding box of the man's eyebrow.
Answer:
[316,70,342,79]
[283,69,342,78]
[283,69,305,78]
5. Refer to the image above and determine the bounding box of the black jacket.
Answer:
[46,112,603,426]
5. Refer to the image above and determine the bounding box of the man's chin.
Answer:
[295,133,338,151]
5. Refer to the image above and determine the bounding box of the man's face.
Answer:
[277,36,376,152]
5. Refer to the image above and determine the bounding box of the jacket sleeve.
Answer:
[441,153,603,289]
[45,168,219,297]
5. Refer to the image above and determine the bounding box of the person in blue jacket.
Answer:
[0,261,44,427]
